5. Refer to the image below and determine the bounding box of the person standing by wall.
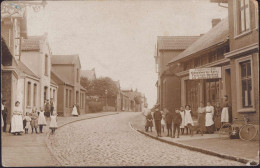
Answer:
[172,109,182,138]
[153,108,162,137]
[214,102,222,131]
[2,100,8,132]
[221,95,230,125]
[179,107,185,135]
[38,107,47,133]
[197,102,206,136]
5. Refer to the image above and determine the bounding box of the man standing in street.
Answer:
[164,108,173,137]
[153,107,162,137]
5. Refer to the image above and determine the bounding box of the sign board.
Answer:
[189,67,221,80]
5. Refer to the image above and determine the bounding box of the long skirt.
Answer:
[205,113,214,127]
[11,115,24,133]
[198,113,206,132]
[221,107,229,123]
[206,125,215,134]
[214,115,221,129]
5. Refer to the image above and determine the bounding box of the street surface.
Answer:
[49,112,243,166]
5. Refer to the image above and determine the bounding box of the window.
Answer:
[33,84,37,106]
[240,61,253,108]
[69,90,72,107]
[236,0,250,34]
[77,69,79,82]
[53,89,55,101]
[27,82,31,106]
[65,89,69,107]
[45,55,48,76]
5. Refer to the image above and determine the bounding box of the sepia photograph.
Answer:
[1,0,259,166]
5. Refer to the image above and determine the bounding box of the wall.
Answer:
[52,65,74,84]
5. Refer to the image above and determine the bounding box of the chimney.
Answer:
[212,18,221,28]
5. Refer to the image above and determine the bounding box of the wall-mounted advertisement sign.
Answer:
[189,67,221,79]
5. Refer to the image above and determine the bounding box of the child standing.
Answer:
[49,112,58,134]
[173,109,182,138]
[38,107,47,133]
[23,112,31,134]
[160,111,166,133]
[184,105,194,136]
[179,107,185,135]
[30,108,39,134]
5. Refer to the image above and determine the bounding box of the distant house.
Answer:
[51,55,86,116]
[113,80,121,112]
[81,68,96,81]
[20,33,58,113]
[154,36,200,112]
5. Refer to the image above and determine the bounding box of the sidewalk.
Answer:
[130,113,259,165]
[1,112,119,167]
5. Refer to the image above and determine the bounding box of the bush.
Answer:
[88,101,103,113]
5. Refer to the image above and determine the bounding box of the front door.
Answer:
[204,79,220,106]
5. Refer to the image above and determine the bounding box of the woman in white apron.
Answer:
[184,105,194,136]
[221,95,229,124]
[11,101,24,135]
[205,102,214,134]
[72,104,79,117]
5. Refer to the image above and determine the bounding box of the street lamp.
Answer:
[105,89,108,111]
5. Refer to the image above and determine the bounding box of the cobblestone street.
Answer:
[49,112,243,166]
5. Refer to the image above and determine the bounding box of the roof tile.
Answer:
[157,36,200,50]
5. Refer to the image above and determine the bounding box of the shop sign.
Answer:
[189,67,221,79]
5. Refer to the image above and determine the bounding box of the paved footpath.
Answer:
[49,112,243,166]
[1,112,118,167]
[131,112,259,165]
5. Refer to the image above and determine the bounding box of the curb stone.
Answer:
[45,112,119,166]
[129,122,258,166]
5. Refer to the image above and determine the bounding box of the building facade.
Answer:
[51,55,86,116]
[154,36,200,112]
[224,0,259,127]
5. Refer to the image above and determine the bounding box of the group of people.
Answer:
[144,95,231,138]
[1,99,58,135]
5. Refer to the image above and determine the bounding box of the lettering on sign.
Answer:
[189,67,221,79]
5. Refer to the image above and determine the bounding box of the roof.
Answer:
[157,36,200,51]
[21,36,43,51]
[169,18,229,64]
[17,60,40,79]
[52,55,81,68]
[51,69,74,86]
[81,68,96,81]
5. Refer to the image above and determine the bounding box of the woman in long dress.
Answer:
[11,101,24,135]
[197,102,206,136]
[214,102,222,131]
[205,102,215,134]
[72,104,79,117]
[38,107,47,133]
[184,105,194,136]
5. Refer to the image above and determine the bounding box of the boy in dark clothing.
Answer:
[153,108,162,137]
[165,108,173,137]
[173,110,182,138]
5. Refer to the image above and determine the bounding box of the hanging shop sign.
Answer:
[189,67,221,79]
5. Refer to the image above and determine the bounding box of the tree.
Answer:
[81,76,118,98]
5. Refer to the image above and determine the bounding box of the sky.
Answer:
[26,0,228,108]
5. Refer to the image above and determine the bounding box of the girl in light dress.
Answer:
[49,111,58,135]
[179,106,185,135]
[160,110,166,133]
[11,101,24,135]
[31,108,39,134]
[23,112,31,134]
[38,107,47,133]
[184,105,194,136]
[71,104,79,117]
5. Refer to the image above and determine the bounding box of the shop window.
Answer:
[205,80,220,106]
[235,0,250,35]
[27,82,31,106]
[240,61,253,108]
